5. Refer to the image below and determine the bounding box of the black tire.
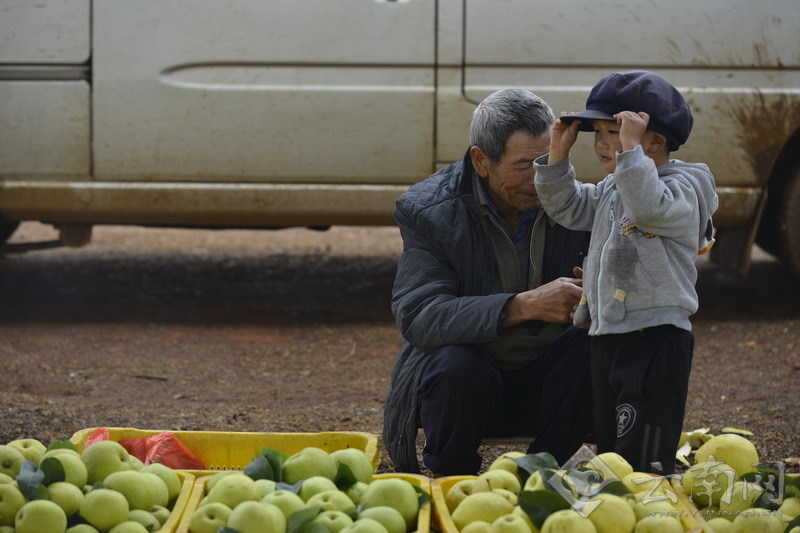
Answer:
[0,221,19,244]
[777,167,800,277]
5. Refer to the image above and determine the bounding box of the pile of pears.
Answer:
[442,434,800,533]
[187,446,428,533]
[0,437,183,533]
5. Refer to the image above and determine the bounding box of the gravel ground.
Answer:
[0,222,798,476]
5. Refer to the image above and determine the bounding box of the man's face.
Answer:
[476,131,550,214]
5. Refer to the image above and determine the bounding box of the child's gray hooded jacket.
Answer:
[534,145,718,336]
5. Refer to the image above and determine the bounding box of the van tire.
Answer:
[0,221,19,244]
[777,167,800,277]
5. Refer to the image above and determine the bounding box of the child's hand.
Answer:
[614,111,650,152]
[548,113,582,164]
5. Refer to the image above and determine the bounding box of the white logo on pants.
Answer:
[616,403,636,437]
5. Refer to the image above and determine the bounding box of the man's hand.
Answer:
[503,272,584,326]
[548,114,582,164]
[615,111,649,152]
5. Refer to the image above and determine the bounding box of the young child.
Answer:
[533,70,718,475]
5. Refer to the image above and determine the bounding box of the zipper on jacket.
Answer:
[595,192,618,328]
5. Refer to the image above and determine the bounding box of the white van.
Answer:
[1,0,798,276]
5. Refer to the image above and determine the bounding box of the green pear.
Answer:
[340,517,389,533]
[719,480,764,517]
[188,502,232,533]
[705,517,733,533]
[66,524,99,533]
[471,470,522,495]
[540,509,596,533]
[358,505,406,533]
[226,501,286,533]
[330,448,374,484]
[488,452,526,480]
[633,515,683,533]
[312,509,355,532]
[205,472,260,509]
[125,456,145,471]
[511,506,536,531]
[7,439,47,465]
[14,499,68,533]
[81,441,132,485]
[47,480,85,516]
[41,450,89,488]
[523,470,547,492]
[779,497,800,519]
[446,478,475,513]
[104,471,157,510]
[343,481,369,505]
[694,434,760,478]
[282,447,338,484]
[586,452,634,481]
[631,498,680,522]
[0,484,27,526]
[107,521,148,533]
[491,488,518,506]
[586,493,636,533]
[0,445,26,479]
[79,488,130,531]
[461,521,492,533]
[0,473,13,485]
[731,508,783,533]
[451,491,515,531]
[126,509,161,531]
[205,470,238,491]
[140,463,181,503]
[261,489,306,518]
[299,475,339,501]
[140,472,169,507]
[488,513,533,533]
[254,478,276,498]
[681,460,737,508]
[306,489,356,513]
[361,477,420,530]
[148,504,171,525]
[0,525,13,533]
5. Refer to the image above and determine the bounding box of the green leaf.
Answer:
[39,457,66,485]
[595,480,630,497]
[513,452,559,483]
[286,506,323,533]
[414,485,431,510]
[45,441,79,454]
[785,514,800,532]
[277,480,304,494]
[517,489,571,529]
[257,447,290,463]
[244,454,275,481]
[334,463,357,488]
[16,461,47,501]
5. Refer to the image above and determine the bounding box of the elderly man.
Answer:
[383,88,593,475]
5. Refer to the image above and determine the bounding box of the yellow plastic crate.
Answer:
[69,427,381,474]
[157,470,196,533]
[431,474,712,533]
[176,472,432,533]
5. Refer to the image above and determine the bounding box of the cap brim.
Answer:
[559,110,616,131]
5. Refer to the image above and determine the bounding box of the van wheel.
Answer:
[0,221,19,244]
[777,167,800,277]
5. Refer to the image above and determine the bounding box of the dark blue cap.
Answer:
[560,70,693,151]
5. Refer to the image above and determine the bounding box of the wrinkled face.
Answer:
[480,131,550,214]
[592,120,623,174]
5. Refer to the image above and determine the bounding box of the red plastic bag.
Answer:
[82,428,207,470]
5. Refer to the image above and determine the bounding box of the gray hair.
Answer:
[469,88,556,163]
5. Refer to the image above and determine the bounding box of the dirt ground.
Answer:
[0,222,798,476]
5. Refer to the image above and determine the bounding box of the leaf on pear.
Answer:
[257,447,289,463]
[514,452,559,483]
[16,461,47,501]
[595,480,630,497]
[518,489,571,529]
[45,441,79,454]
[286,505,323,533]
[413,485,431,510]
[786,515,800,531]
[39,457,67,485]
[721,427,754,436]
[277,480,303,494]
[334,463,357,488]
[244,454,275,481]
